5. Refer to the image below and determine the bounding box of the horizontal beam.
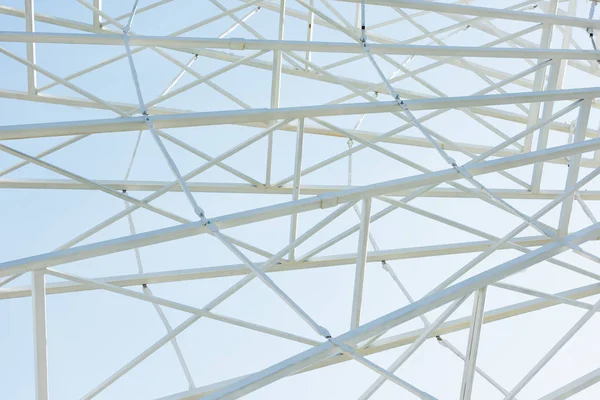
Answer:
[0,6,100,33]
[6,180,600,198]
[3,32,600,59]
[2,88,599,140]
[339,0,600,29]
[3,89,599,144]
[3,135,600,278]
[0,236,566,300]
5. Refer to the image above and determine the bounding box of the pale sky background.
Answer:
[3,0,600,399]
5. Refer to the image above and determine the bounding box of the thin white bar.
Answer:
[305,0,315,67]
[201,223,600,400]
[31,270,48,400]
[576,192,598,223]
[538,366,600,400]
[558,99,593,235]
[0,5,98,33]
[523,0,558,152]
[0,142,187,224]
[351,197,372,329]
[56,120,290,250]
[0,273,21,288]
[36,1,263,94]
[92,0,102,29]
[0,46,127,116]
[358,296,469,400]
[265,0,286,185]
[212,228,330,337]
[149,263,600,400]
[4,135,600,278]
[505,295,600,399]
[460,287,487,400]
[72,202,355,398]
[4,88,600,141]
[12,180,600,199]
[531,59,561,193]
[108,0,173,26]
[143,284,196,388]
[332,339,437,400]
[270,0,285,110]
[144,50,268,109]
[221,11,256,38]
[10,275,600,397]
[45,269,320,347]
[339,0,600,29]
[289,118,304,261]
[1,234,590,300]
[7,86,597,141]
[437,337,512,397]
[5,32,600,59]
[0,135,87,178]
[493,282,593,311]
[24,0,36,94]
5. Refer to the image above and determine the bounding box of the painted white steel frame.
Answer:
[3,0,600,399]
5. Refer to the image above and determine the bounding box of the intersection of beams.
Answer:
[3,1,600,399]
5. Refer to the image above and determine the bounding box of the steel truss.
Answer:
[4,0,600,399]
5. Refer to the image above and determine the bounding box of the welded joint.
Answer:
[319,326,332,339]
[587,0,600,64]
[204,218,220,233]
[452,163,473,180]
[318,192,339,208]
[228,38,247,50]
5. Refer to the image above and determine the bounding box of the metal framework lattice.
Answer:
[6,0,600,399]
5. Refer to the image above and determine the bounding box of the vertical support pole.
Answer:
[351,197,372,329]
[530,59,560,193]
[32,269,48,400]
[289,118,304,261]
[460,287,487,400]
[305,0,315,69]
[523,0,558,153]
[93,0,102,29]
[24,0,37,95]
[558,99,592,236]
[556,0,577,86]
[594,119,600,163]
[266,0,286,185]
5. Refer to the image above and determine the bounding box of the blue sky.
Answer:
[3,0,600,399]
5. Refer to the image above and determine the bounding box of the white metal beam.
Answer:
[24,0,36,94]
[558,99,593,235]
[505,295,600,399]
[351,197,372,329]
[0,235,582,301]
[358,296,469,400]
[53,279,600,400]
[339,0,600,29]
[531,59,561,192]
[92,0,102,29]
[460,287,487,400]
[538,366,600,400]
[3,136,600,278]
[31,270,48,400]
[4,33,600,59]
[10,180,600,198]
[200,222,600,400]
[0,5,99,33]
[2,88,600,141]
[289,118,304,261]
